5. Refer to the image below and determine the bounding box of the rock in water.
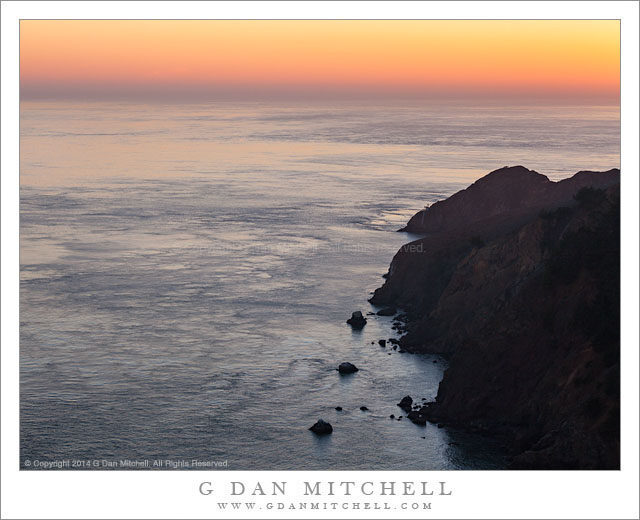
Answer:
[376,307,397,316]
[335,406,343,411]
[378,339,386,347]
[309,419,333,435]
[346,311,367,329]
[360,406,369,411]
[397,395,413,412]
[337,362,359,374]
[407,408,428,425]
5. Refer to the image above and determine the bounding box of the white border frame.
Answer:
[2,2,638,519]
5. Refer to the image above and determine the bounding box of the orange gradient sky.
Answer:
[20,20,620,102]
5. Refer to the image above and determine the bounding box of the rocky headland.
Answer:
[371,166,620,469]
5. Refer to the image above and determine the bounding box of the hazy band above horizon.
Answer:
[20,20,620,104]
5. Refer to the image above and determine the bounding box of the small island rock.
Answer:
[337,362,359,374]
[346,311,367,329]
[309,419,333,435]
[397,395,413,412]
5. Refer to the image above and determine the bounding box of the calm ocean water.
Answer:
[20,101,619,470]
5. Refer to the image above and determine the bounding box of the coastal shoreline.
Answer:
[373,166,620,469]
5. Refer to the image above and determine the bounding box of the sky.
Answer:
[20,20,620,103]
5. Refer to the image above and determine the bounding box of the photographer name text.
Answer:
[199,480,452,497]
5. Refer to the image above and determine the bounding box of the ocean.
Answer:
[19,101,619,470]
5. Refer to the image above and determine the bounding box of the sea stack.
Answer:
[337,362,359,374]
[346,311,367,329]
[397,395,413,412]
[309,419,333,435]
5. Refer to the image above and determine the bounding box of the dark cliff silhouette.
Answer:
[399,165,619,237]
[372,166,620,469]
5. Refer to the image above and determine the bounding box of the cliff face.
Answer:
[372,167,620,322]
[373,167,620,469]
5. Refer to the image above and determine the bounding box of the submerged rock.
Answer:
[309,419,333,435]
[346,311,367,329]
[337,362,359,374]
[397,395,413,412]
